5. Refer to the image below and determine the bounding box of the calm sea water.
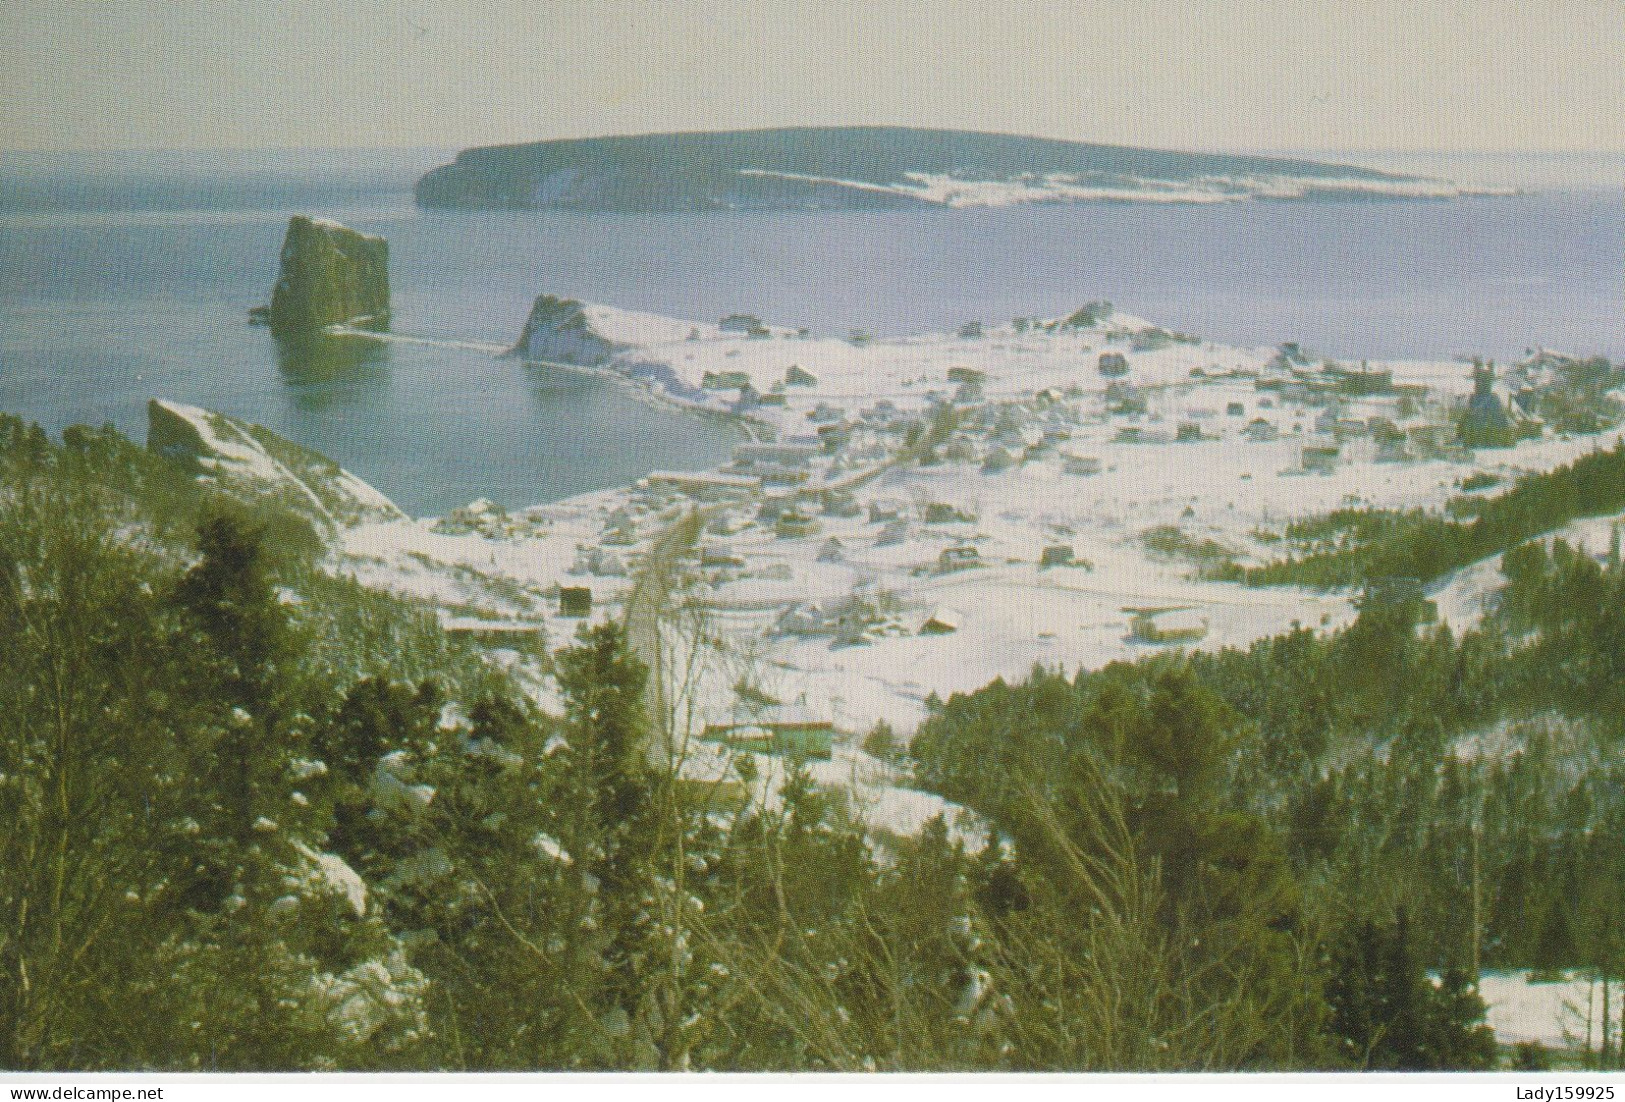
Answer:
[1,149,1621,515]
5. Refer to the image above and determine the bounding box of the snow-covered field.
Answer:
[734,167,1511,208]
[1478,971,1620,1052]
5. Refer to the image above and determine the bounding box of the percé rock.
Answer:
[267,216,390,334]
[148,398,406,529]
[510,295,625,366]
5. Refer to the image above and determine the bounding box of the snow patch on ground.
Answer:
[1478,970,1615,1051]
[294,843,368,918]
[736,169,1512,208]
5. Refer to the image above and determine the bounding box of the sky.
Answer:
[5,0,1625,154]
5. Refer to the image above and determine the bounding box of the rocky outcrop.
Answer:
[509,295,625,366]
[148,399,406,529]
[267,216,390,334]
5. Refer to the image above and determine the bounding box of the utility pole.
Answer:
[1470,817,1482,981]
[1469,777,1484,983]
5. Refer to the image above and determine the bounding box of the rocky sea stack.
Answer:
[263,216,390,335]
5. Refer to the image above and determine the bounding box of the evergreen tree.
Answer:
[1326,912,1496,1070]
[552,622,662,1064]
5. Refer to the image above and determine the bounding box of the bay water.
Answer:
[1,148,1619,516]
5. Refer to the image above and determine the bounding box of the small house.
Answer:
[703,698,838,759]
[1376,437,1410,463]
[1125,606,1208,645]
[876,519,910,547]
[919,609,959,635]
[1360,576,1438,621]
[997,424,1044,451]
[1407,424,1450,455]
[981,445,1022,473]
[702,370,753,390]
[1226,402,1246,417]
[775,510,821,539]
[700,546,746,569]
[705,510,748,536]
[925,502,976,524]
[1243,418,1279,442]
[1302,445,1340,474]
[1040,545,1074,568]
[775,603,830,636]
[646,470,761,501]
[816,421,854,451]
[733,441,822,468]
[1099,352,1130,377]
[559,587,592,617]
[938,545,981,573]
[1106,383,1148,415]
[1328,362,1395,396]
[440,617,545,650]
[947,366,988,386]
[869,500,905,524]
[590,550,627,577]
[751,462,810,487]
[1459,360,1515,448]
[821,490,861,517]
[1063,454,1103,476]
[785,365,818,387]
[448,498,505,528]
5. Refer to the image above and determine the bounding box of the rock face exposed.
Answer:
[267,216,390,334]
[510,295,625,366]
[148,399,406,529]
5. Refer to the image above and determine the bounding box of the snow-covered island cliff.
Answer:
[415,127,1509,212]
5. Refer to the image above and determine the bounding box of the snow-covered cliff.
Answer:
[147,399,406,529]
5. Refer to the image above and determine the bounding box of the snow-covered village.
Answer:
[319,294,1615,787]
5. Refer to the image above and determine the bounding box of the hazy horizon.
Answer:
[7,1,1625,158]
[7,141,1623,194]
